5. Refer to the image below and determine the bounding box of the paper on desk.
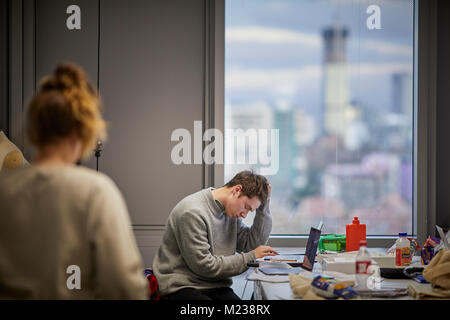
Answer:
[436,225,449,250]
[247,262,337,283]
[247,270,291,283]
[320,271,356,283]
[334,257,355,263]
[257,261,292,268]
[247,261,293,283]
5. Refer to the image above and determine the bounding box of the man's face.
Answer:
[225,185,261,219]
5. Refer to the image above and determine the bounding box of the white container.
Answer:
[321,257,356,274]
[395,233,411,266]
[371,255,396,268]
[355,240,371,289]
[319,251,396,273]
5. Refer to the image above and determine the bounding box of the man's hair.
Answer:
[224,170,269,206]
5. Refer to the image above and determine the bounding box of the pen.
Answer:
[265,258,298,262]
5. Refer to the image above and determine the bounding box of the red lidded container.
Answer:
[346,217,366,252]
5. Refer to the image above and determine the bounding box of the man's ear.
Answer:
[233,184,242,196]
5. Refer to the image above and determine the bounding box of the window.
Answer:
[224,0,415,236]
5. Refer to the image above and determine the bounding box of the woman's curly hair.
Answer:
[27,63,106,159]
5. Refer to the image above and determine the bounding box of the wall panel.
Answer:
[99,0,205,226]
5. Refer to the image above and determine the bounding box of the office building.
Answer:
[321,21,350,138]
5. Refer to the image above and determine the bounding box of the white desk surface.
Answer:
[251,247,427,300]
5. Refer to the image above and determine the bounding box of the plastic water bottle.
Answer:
[355,240,371,290]
[395,233,411,266]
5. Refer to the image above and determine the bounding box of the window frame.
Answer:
[211,0,434,248]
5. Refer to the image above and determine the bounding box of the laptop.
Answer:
[263,221,322,259]
[259,222,323,273]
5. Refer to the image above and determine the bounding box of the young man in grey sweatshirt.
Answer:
[152,171,278,300]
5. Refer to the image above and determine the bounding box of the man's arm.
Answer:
[236,199,272,253]
[174,211,256,280]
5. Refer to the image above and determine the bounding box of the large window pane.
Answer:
[224,0,414,235]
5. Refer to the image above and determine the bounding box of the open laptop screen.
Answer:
[302,227,321,271]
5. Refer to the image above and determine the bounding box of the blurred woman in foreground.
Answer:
[0,63,147,299]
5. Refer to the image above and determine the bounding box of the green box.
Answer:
[319,234,346,253]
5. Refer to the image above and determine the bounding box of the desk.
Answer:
[253,274,420,300]
[251,247,432,300]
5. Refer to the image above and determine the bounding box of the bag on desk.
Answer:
[289,274,323,300]
[421,235,440,265]
[289,274,356,300]
[144,268,160,300]
[423,249,450,290]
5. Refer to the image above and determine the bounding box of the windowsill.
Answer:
[269,235,411,239]
[267,235,416,247]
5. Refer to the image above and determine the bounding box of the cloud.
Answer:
[348,62,412,76]
[226,26,321,47]
[225,26,413,60]
[226,62,412,91]
[226,65,321,92]
[362,40,413,57]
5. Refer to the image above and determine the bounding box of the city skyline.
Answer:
[225,0,414,235]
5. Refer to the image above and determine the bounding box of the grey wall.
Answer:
[35,0,99,169]
[99,0,204,226]
[435,0,450,231]
[0,0,8,135]
[36,0,99,88]
[34,0,206,227]
[13,0,212,266]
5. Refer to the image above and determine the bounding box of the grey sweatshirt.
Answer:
[152,188,272,296]
[0,165,147,299]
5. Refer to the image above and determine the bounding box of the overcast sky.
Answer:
[225,0,414,115]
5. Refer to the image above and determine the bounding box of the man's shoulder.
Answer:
[170,189,209,218]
